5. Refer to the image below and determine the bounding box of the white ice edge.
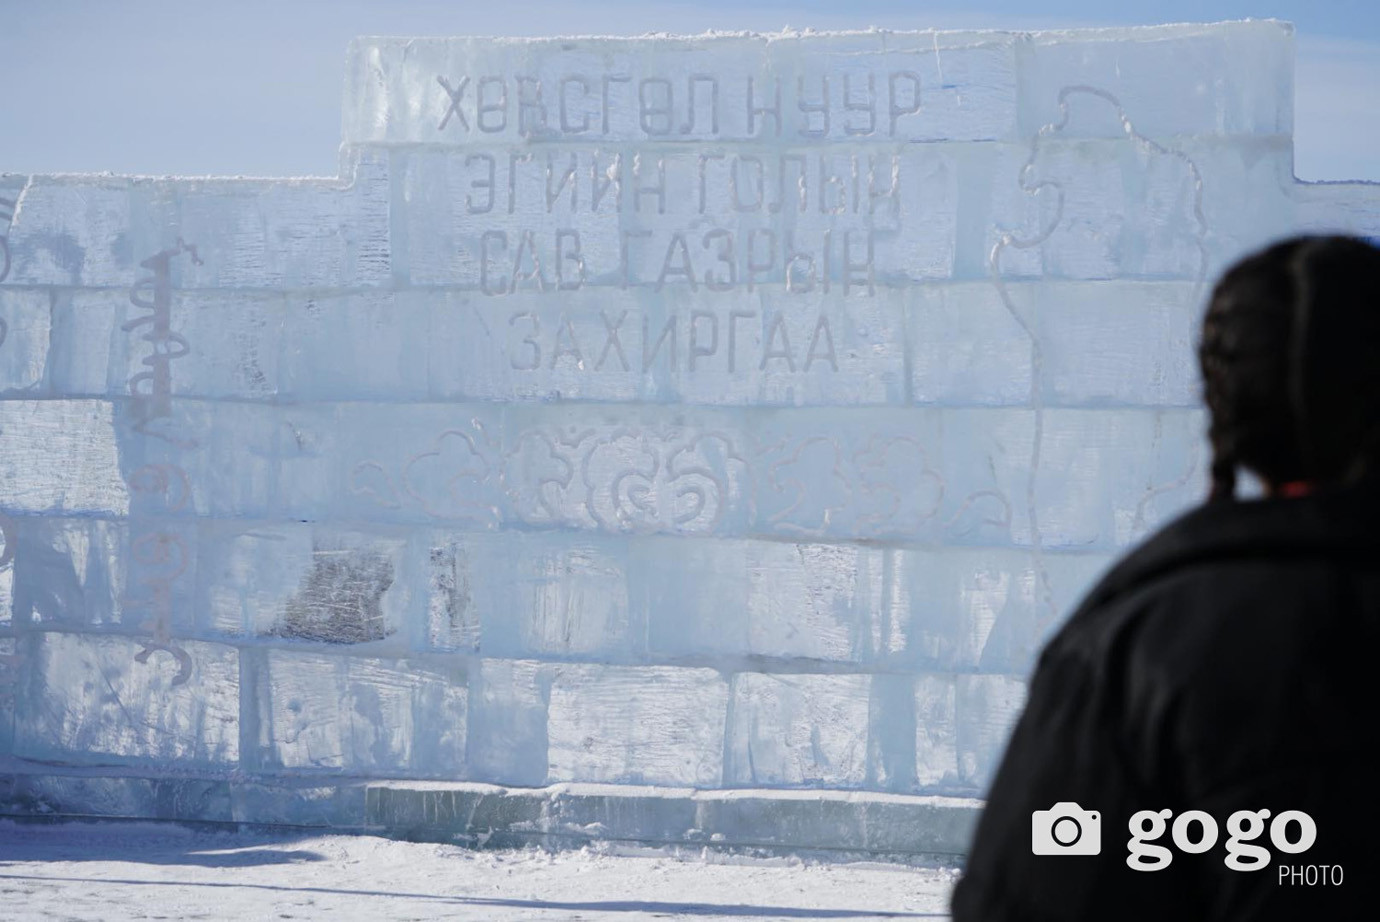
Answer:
[348,19,1293,46]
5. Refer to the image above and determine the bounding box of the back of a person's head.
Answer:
[1199,235,1380,501]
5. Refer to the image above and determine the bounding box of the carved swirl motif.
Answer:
[351,422,1013,543]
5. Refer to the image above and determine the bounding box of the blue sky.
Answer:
[1,0,1377,180]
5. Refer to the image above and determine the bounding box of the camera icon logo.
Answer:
[1032,803,1101,856]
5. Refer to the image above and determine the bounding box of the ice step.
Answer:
[0,760,979,862]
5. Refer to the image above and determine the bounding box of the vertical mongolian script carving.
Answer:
[0,189,16,705]
[123,240,201,443]
[121,242,203,687]
[1,182,21,708]
[0,193,13,285]
[125,465,193,686]
[0,515,14,696]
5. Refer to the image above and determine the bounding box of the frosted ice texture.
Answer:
[2,21,1378,817]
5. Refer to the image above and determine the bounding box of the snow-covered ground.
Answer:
[0,820,957,920]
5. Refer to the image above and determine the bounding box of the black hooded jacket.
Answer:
[950,479,1380,920]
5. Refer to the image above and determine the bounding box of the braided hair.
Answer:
[1199,235,1380,501]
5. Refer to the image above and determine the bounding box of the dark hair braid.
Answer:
[1198,235,1380,501]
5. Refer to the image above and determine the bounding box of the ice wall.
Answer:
[2,21,1378,815]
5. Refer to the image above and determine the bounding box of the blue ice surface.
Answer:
[0,22,1378,837]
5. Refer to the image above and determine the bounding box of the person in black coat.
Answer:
[950,236,1380,921]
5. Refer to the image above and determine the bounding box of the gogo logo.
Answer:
[1127,809,1317,872]
[1031,802,1102,856]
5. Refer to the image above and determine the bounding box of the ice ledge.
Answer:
[348,20,1291,46]
[0,761,980,863]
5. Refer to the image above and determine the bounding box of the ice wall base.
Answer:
[0,759,980,862]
